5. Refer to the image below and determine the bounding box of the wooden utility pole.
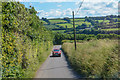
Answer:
[72,11,77,50]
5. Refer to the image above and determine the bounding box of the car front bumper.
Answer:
[53,53,61,56]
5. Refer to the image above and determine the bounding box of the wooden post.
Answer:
[72,11,77,50]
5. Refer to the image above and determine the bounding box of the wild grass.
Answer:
[62,39,119,78]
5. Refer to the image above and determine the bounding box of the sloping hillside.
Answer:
[41,15,119,34]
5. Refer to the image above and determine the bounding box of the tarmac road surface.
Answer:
[35,45,81,78]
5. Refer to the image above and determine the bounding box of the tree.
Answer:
[29,7,37,14]
[63,17,71,23]
[81,23,87,27]
[42,17,50,25]
[66,25,67,29]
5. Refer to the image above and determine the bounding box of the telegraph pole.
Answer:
[72,11,77,50]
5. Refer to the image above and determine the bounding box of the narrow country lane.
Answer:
[35,45,81,78]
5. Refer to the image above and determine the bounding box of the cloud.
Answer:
[80,0,118,2]
[37,10,44,14]
[64,8,73,16]
[75,2,79,5]
[38,9,62,18]
[45,0,68,2]
[37,1,118,18]
[29,2,32,6]
[106,2,114,7]
[89,10,95,14]
[45,0,118,2]
[15,0,33,2]
[39,2,45,3]
[38,8,73,18]
[57,5,62,7]
[15,0,118,2]
[75,1,118,17]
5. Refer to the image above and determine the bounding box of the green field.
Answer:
[52,30,66,33]
[103,20,110,23]
[95,20,110,23]
[101,28,119,31]
[70,18,85,22]
[41,16,118,34]
[49,19,67,24]
[113,18,118,20]
[73,21,91,27]
[56,23,78,28]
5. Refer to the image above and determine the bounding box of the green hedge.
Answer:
[2,2,53,78]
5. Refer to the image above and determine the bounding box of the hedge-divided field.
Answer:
[49,19,67,24]
[62,39,119,78]
[1,2,53,78]
[101,28,119,31]
[42,16,119,34]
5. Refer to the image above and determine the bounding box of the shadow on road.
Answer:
[50,55,61,57]
[62,51,84,78]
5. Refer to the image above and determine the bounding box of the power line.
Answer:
[75,0,84,15]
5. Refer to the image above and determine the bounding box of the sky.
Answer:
[14,0,119,19]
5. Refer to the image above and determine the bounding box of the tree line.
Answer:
[53,33,120,44]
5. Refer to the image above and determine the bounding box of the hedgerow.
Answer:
[2,2,53,78]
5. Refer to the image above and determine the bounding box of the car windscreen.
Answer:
[54,50,59,51]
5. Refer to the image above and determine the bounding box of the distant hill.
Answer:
[40,15,119,34]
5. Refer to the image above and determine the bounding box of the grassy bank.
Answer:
[62,39,119,78]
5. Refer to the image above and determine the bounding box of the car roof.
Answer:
[54,49,59,50]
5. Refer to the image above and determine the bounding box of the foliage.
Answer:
[42,17,50,25]
[2,2,53,78]
[53,33,119,44]
[63,17,71,23]
[56,23,74,28]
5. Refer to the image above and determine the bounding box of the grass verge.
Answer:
[62,39,119,78]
